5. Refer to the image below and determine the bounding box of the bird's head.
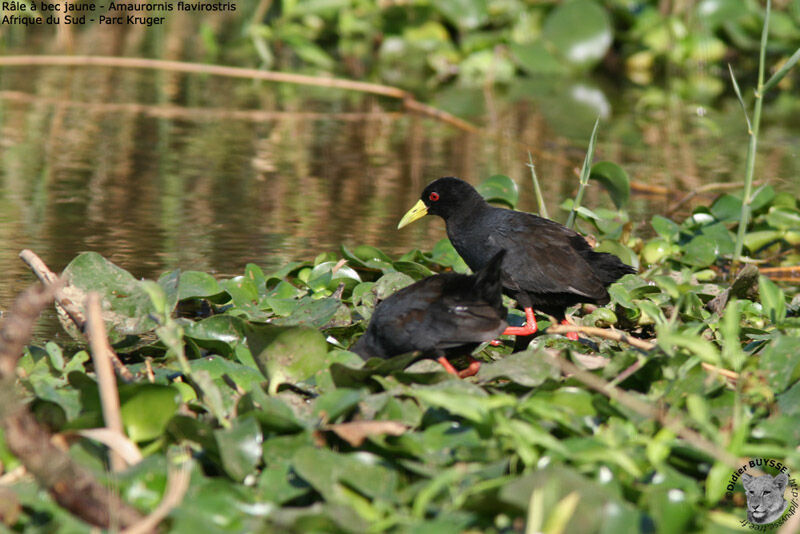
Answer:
[397,177,485,228]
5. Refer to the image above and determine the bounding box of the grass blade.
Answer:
[762,46,800,94]
[566,117,600,229]
[732,0,770,264]
[527,151,548,218]
[727,64,751,132]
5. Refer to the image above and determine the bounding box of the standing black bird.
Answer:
[397,177,636,337]
[351,250,507,377]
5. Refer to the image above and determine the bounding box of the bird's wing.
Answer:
[488,211,607,299]
[424,299,507,348]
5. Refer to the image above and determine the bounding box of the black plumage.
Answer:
[351,250,507,377]
[397,177,636,336]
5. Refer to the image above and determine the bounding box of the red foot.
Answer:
[489,339,502,346]
[501,307,537,336]
[458,359,481,378]
[562,318,579,340]
[436,356,481,378]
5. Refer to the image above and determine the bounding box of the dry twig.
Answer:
[0,285,144,529]
[86,293,128,472]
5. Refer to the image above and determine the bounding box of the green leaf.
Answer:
[61,252,158,343]
[477,349,560,387]
[476,174,519,208]
[510,42,566,74]
[433,0,488,30]
[758,336,800,392]
[119,384,181,442]
[542,0,612,69]
[214,415,263,482]
[271,297,341,328]
[682,235,719,267]
[246,325,330,395]
[651,215,681,241]
[758,275,786,324]
[177,271,223,300]
[589,161,630,209]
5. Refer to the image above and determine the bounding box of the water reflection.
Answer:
[1,63,799,342]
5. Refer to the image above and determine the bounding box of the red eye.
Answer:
[429,192,440,202]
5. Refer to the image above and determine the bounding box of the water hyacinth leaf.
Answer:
[341,245,394,271]
[391,261,434,280]
[433,0,488,30]
[477,349,560,387]
[214,415,263,482]
[292,447,398,503]
[429,239,469,272]
[189,355,264,392]
[682,235,718,267]
[765,207,800,229]
[500,466,641,530]
[119,384,182,442]
[373,272,415,300]
[476,174,519,208]
[651,215,681,241]
[589,161,630,209]
[244,263,266,293]
[742,230,784,252]
[313,388,365,422]
[308,261,362,292]
[60,252,158,343]
[695,0,746,30]
[757,336,800,391]
[699,222,736,256]
[542,0,612,69]
[220,277,266,320]
[239,391,305,433]
[510,41,566,74]
[750,185,776,213]
[710,194,742,222]
[184,315,247,357]
[271,296,340,327]
[246,325,329,395]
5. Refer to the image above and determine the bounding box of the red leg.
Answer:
[562,318,579,340]
[501,307,537,336]
[436,356,460,376]
[436,356,480,378]
[458,359,481,378]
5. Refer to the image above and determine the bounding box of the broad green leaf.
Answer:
[271,297,341,328]
[433,0,487,30]
[119,384,181,442]
[61,252,158,343]
[589,161,630,209]
[177,271,223,300]
[476,174,519,209]
[246,325,329,395]
[542,0,612,69]
[758,337,800,392]
[510,42,566,74]
[477,349,560,387]
[214,416,263,482]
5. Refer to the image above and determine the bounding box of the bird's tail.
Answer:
[587,250,637,286]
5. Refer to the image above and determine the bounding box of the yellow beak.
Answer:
[397,199,428,229]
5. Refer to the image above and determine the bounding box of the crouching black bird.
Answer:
[351,250,507,377]
[397,177,636,338]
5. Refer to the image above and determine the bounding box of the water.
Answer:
[1,62,799,341]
